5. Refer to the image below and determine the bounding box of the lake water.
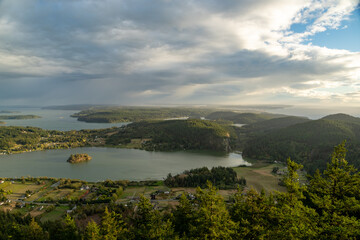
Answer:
[0,107,250,181]
[0,147,250,181]
[0,107,127,131]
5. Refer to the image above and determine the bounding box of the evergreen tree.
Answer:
[132,195,174,240]
[307,142,360,238]
[25,218,48,240]
[64,214,79,240]
[173,193,195,237]
[231,188,275,239]
[268,158,319,239]
[84,220,100,240]
[100,207,128,240]
[190,182,235,239]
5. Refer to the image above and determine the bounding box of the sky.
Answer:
[0,0,359,108]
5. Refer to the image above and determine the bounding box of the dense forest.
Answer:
[106,119,236,152]
[164,166,246,189]
[205,111,286,124]
[241,114,360,173]
[1,143,359,239]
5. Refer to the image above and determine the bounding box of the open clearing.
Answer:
[233,162,286,192]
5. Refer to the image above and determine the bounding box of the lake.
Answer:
[0,107,250,181]
[0,147,250,181]
[0,107,127,131]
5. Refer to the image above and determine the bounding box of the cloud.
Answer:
[0,0,359,106]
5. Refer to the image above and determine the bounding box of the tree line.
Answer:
[164,166,246,189]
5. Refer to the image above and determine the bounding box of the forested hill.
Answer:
[106,119,236,152]
[240,116,310,134]
[206,111,287,124]
[321,113,360,123]
[242,113,360,173]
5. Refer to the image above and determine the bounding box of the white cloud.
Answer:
[0,0,359,106]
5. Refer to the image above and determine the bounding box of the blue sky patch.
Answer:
[305,8,360,52]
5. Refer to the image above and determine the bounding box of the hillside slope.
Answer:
[242,113,360,173]
[106,119,236,152]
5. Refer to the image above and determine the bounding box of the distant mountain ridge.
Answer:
[206,111,287,124]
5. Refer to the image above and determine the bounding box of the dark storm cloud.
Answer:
[0,0,358,105]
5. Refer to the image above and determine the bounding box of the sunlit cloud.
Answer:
[0,0,359,106]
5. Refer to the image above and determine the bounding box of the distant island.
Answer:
[0,121,5,124]
[0,110,20,114]
[71,106,215,123]
[67,153,92,163]
[0,115,41,120]
[70,106,289,124]
[42,104,108,110]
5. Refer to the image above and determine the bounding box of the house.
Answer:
[80,185,90,191]
[0,180,4,184]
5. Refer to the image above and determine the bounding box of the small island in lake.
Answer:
[67,153,92,163]
[0,121,5,124]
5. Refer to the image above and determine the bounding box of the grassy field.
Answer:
[40,189,74,201]
[26,182,55,201]
[120,185,171,199]
[233,162,287,192]
[0,181,45,200]
[40,206,69,222]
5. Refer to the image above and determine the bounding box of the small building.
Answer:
[66,205,77,214]
[80,185,90,191]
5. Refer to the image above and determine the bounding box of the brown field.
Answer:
[233,162,287,193]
